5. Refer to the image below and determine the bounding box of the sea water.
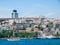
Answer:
[0,39,60,45]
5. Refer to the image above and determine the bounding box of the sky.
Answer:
[0,0,60,18]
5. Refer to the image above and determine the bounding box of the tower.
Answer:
[12,10,18,18]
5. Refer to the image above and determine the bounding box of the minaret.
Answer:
[12,10,18,18]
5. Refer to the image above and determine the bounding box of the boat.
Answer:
[37,35,55,39]
[7,31,20,41]
[7,37,20,41]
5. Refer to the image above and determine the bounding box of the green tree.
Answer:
[48,21,53,27]
[4,22,9,24]
[15,32,38,38]
[1,30,13,38]
[54,32,60,38]
[12,21,16,26]
[12,21,16,37]
[35,25,43,31]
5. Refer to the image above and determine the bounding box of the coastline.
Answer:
[0,37,60,40]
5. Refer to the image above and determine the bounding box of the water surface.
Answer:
[0,39,60,45]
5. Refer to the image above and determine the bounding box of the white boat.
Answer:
[38,35,55,39]
[7,38,20,41]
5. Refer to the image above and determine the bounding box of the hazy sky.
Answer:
[0,0,60,18]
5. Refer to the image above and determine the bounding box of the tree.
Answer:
[15,32,38,38]
[35,25,43,31]
[12,21,16,26]
[4,22,9,24]
[1,30,13,38]
[48,21,53,27]
[54,32,60,38]
[12,21,16,37]
[29,24,32,27]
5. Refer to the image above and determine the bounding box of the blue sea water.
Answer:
[0,39,60,45]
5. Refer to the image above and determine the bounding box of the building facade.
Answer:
[12,10,18,18]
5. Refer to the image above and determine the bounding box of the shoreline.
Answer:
[0,37,60,40]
